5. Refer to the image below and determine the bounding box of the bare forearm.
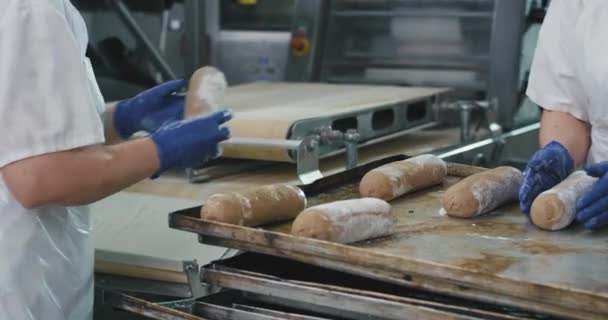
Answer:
[3,138,159,208]
[103,102,123,145]
[539,109,591,166]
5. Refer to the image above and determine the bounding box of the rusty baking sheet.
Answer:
[169,155,608,320]
[202,252,560,320]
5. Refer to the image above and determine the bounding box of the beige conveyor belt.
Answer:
[222,82,449,161]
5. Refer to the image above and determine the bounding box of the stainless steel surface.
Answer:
[213,31,290,85]
[111,0,177,81]
[296,135,323,184]
[459,102,474,143]
[95,273,193,298]
[183,0,206,73]
[320,0,496,91]
[202,267,485,320]
[182,261,206,298]
[288,92,448,158]
[437,122,539,168]
[344,129,360,169]
[330,9,494,18]
[487,0,527,130]
[309,0,527,130]
[231,304,331,320]
[202,0,293,84]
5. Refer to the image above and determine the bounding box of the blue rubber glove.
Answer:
[519,141,574,214]
[114,79,187,139]
[576,162,608,230]
[150,111,232,177]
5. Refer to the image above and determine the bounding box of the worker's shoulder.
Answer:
[0,0,73,22]
[547,0,584,14]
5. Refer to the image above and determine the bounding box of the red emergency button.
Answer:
[290,37,310,56]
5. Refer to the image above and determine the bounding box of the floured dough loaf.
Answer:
[201,184,306,226]
[185,66,227,118]
[291,198,394,243]
[359,154,447,201]
[531,171,597,231]
[442,166,522,218]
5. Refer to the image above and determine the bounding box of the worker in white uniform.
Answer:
[519,0,608,230]
[0,0,230,319]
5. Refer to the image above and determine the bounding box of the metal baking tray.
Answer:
[107,251,561,320]
[169,155,608,320]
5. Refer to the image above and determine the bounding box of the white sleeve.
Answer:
[526,0,589,121]
[0,1,105,168]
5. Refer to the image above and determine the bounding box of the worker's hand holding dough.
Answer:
[150,111,232,177]
[113,79,187,139]
[519,141,574,214]
[575,162,608,230]
[185,66,228,118]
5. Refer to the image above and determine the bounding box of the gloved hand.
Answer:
[114,79,186,139]
[576,162,608,230]
[150,110,231,177]
[519,141,574,214]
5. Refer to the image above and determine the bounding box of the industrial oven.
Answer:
[196,0,527,130]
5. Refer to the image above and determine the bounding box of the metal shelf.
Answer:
[331,9,494,18]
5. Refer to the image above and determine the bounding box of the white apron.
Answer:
[0,0,106,319]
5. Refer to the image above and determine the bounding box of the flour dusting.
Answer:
[373,154,446,197]
[316,198,393,243]
[470,167,522,216]
[235,193,253,223]
[374,165,411,197]
[196,68,227,111]
[539,171,597,230]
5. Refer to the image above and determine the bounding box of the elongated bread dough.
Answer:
[185,66,227,118]
[201,184,306,226]
[291,198,394,243]
[359,154,447,201]
[531,171,597,231]
[442,166,522,218]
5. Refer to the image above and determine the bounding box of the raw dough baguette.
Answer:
[201,184,306,226]
[359,154,447,201]
[185,66,227,118]
[291,198,394,243]
[441,166,522,218]
[531,171,597,231]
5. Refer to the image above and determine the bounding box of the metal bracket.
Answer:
[182,260,206,298]
[297,135,323,184]
[447,99,503,144]
[344,129,360,170]
[186,126,361,184]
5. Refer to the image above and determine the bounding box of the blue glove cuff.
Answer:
[113,99,138,139]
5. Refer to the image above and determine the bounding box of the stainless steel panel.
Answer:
[213,31,290,85]
[487,0,527,130]
[183,0,207,73]
[285,0,328,81]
